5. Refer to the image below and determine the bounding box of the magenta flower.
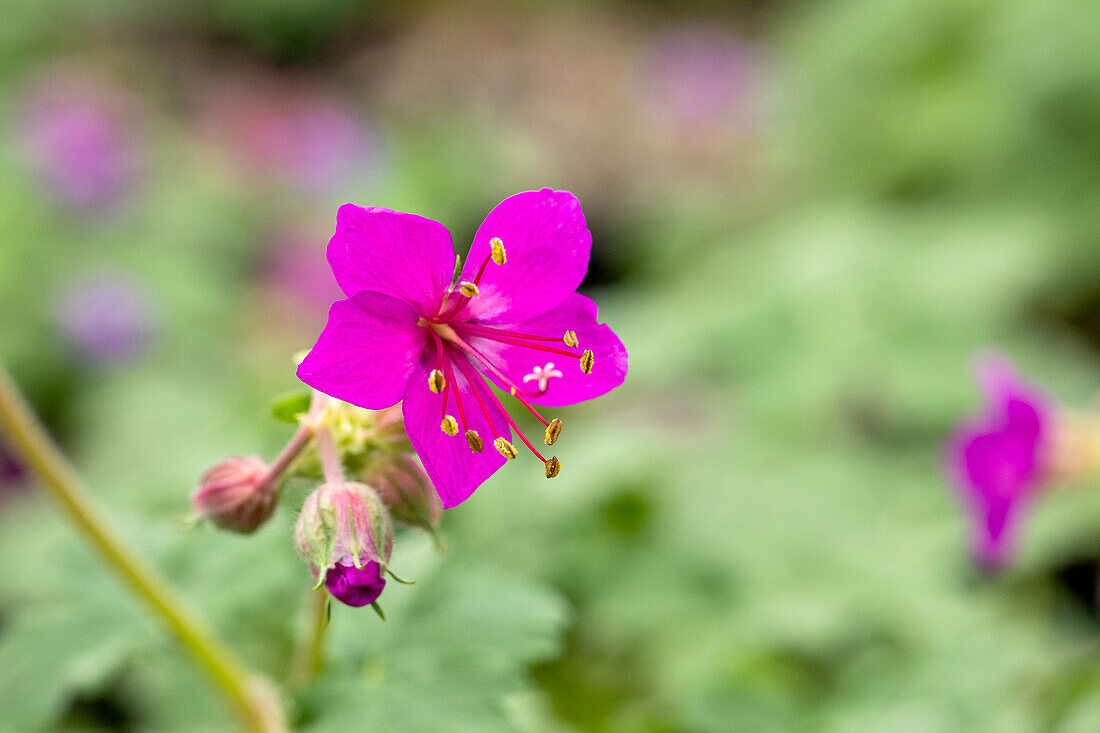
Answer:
[297,189,629,508]
[946,354,1052,569]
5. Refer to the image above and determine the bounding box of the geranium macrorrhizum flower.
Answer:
[946,354,1051,569]
[298,189,628,508]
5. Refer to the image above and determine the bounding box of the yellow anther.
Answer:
[465,430,484,453]
[580,349,594,374]
[545,418,562,446]
[563,330,579,348]
[490,237,506,265]
[428,369,446,393]
[441,415,459,436]
[459,281,480,297]
[544,456,561,478]
[493,437,517,460]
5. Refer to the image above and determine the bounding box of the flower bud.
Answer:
[365,454,442,533]
[294,482,393,604]
[191,456,275,533]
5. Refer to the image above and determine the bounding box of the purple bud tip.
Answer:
[325,561,386,607]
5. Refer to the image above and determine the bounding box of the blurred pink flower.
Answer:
[205,88,380,193]
[638,24,763,128]
[261,233,344,316]
[54,271,158,367]
[945,353,1051,570]
[19,80,139,211]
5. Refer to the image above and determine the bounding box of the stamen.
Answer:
[456,324,584,362]
[563,330,579,348]
[441,415,459,436]
[445,329,551,426]
[452,352,549,463]
[544,456,561,478]
[460,323,567,343]
[468,333,585,360]
[580,350,594,374]
[494,437,517,460]
[451,353,504,439]
[428,369,446,393]
[545,418,562,445]
[433,247,500,322]
[465,430,484,452]
[433,331,470,434]
[490,237,506,265]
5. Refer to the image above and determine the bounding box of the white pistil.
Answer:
[523,362,563,394]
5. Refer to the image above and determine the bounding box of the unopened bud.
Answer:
[459,281,480,297]
[192,456,275,533]
[294,482,393,605]
[494,437,517,459]
[544,418,562,445]
[465,430,484,452]
[366,454,442,532]
[489,237,506,265]
[428,369,446,393]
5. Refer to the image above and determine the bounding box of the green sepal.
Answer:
[270,390,312,424]
[384,565,415,585]
[371,601,386,621]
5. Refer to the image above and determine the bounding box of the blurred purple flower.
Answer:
[19,82,138,211]
[210,90,380,193]
[262,234,343,316]
[638,24,762,127]
[946,353,1051,570]
[54,272,158,367]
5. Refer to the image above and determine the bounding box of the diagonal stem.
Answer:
[0,361,287,732]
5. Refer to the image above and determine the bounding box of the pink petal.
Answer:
[402,360,510,509]
[458,189,591,325]
[465,293,628,407]
[297,291,426,409]
[327,204,455,315]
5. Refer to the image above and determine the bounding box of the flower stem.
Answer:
[258,421,315,493]
[288,587,329,688]
[0,362,287,732]
[315,424,345,485]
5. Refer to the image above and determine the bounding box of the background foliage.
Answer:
[1,0,1100,730]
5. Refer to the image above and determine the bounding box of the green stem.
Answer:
[0,362,286,732]
[288,587,330,688]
